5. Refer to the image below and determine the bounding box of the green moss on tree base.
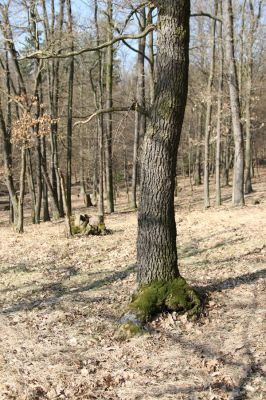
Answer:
[128,277,201,323]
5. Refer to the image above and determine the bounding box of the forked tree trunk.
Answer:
[224,0,245,205]
[137,0,190,285]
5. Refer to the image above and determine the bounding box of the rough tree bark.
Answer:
[119,2,201,334]
[137,0,189,284]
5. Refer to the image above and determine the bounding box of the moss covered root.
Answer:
[117,313,145,339]
[128,277,201,323]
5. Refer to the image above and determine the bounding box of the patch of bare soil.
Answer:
[0,173,265,400]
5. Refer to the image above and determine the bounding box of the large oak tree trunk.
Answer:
[137,0,190,286]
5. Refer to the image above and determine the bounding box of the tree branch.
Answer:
[190,12,223,23]
[73,103,147,128]
[120,38,152,66]
[20,24,156,60]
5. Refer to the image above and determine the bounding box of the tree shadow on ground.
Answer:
[0,263,36,276]
[179,237,244,258]
[0,263,136,315]
[149,362,264,398]
[195,267,266,294]
[152,274,265,400]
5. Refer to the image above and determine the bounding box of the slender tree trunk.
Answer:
[132,108,140,209]
[137,0,190,285]
[131,9,146,209]
[30,0,42,223]
[79,128,86,200]
[45,0,65,218]
[0,94,18,223]
[35,136,42,222]
[194,109,202,186]
[94,0,105,220]
[17,146,26,233]
[224,0,245,205]
[42,137,50,221]
[26,149,37,224]
[40,154,60,219]
[216,1,223,206]
[244,63,253,194]
[105,0,115,213]
[59,170,72,237]
[78,78,87,203]
[238,0,247,111]
[147,5,155,105]
[244,0,261,193]
[66,0,74,214]
[124,144,130,203]
[204,1,217,208]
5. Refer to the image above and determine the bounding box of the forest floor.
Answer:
[0,173,265,400]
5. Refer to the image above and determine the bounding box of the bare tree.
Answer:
[224,0,245,206]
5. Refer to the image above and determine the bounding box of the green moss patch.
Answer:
[84,223,112,236]
[128,277,201,323]
[70,218,112,236]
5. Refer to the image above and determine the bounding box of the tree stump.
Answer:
[72,214,111,236]
[85,193,93,207]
